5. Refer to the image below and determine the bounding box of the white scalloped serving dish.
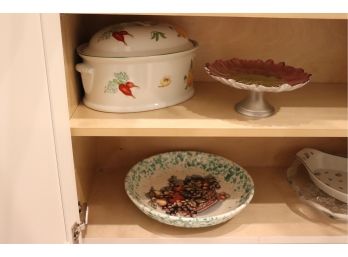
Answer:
[296,148,347,203]
[287,159,347,220]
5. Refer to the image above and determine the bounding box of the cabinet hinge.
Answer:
[72,202,88,244]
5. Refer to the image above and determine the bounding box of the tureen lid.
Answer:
[77,21,197,58]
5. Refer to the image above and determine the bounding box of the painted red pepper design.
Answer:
[118,81,139,98]
[125,81,138,89]
[112,30,133,45]
[105,72,140,98]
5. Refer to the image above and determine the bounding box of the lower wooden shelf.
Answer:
[83,166,348,243]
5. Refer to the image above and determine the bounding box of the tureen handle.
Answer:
[75,63,94,94]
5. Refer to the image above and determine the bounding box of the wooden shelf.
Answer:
[83,166,348,243]
[70,82,347,137]
[148,13,348,20]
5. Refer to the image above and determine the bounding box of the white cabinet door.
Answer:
[0,14,79,243]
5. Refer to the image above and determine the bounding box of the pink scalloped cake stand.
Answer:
[205,58,311,118]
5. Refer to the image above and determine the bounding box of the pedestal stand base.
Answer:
[235,91,275,118]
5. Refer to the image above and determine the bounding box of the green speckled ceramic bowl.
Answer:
[124,151,254,228]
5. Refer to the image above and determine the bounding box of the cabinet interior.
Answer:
[72,137,347,202]
[60,14,347,117]
[60,14,348,242]
[71,136,347,242]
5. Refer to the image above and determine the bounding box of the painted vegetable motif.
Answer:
[151,31,166,41]
[105,72,139,98]
[98,27,133,45]
[169,25,188,38]
[159,76,171,87]
[112,30,133,45]
[184,60,194,89]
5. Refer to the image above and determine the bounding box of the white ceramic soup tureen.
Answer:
[76,21,198,112]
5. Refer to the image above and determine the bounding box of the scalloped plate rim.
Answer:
[205,67,310,93]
